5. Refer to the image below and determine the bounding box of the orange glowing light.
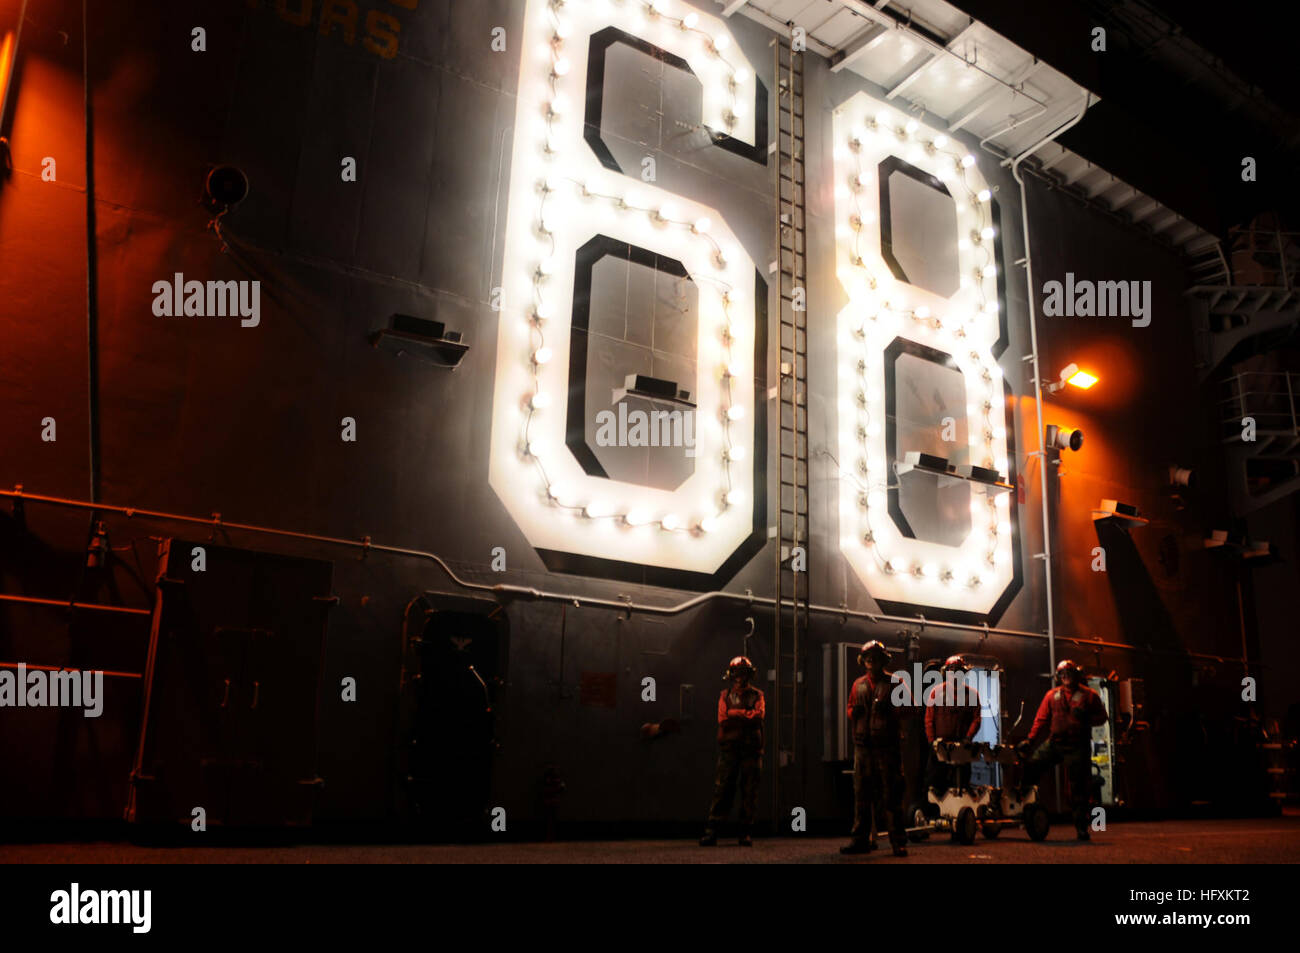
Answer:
[1067,369,1098,389]
[0,31,15,112]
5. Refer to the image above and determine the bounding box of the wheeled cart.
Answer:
[906,740,1051,844]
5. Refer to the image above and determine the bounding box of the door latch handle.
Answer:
[250,680,260,709]
[220,678,230,708]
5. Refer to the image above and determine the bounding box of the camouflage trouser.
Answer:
[851,744,906,848]
[706,744,762,828]
[1023,738,1093,831]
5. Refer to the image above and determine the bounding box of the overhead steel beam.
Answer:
[829,22,891,72]
[1129,199,1164,224]
[720,0,749,16]
[947,57,1043,132]
[885,50,940,98]
[885,22,976,99]
[1085,172,1119,199]
[947,84,1010,132]
[1148,209,1181,234]
[1110,187,1145,214]
[837,0,897,31]
[838,0,1054,110]
[731,4,839,57]
[1036,143,1075,173]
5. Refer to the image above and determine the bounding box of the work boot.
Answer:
[839,840,872,855]
[1076,828,1091,842]
[699,829,717,847]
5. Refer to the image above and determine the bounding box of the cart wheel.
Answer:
[1024,804,1050,842]
[953,807,977,845]
[908,805,930,842]
[977,805,1001,839]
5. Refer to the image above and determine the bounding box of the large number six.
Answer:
[490,0,767,583]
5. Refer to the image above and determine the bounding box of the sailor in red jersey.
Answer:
[1017,659,1108,840]
[700,656,765,847]
[924,655,982,798]
[840,641,910,856]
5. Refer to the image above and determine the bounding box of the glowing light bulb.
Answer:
[933,134,949,149]
[977,188,992,202]
[530,392,551,410]
[905,119,919,134]
[713,34,730,52]
[734,67,750,84]
[724,489,745,506]
[915,305,931,319]
[693,216,712,234]
[683,12,698,29]
[698,516,718,533]
[533,346,553,365]
[726,404,745,421]
[961,154,976,168]
[726,445,746,462]
[527,438,546,457]
[982,264,997,278]
[553,56,571,76]
[981,226,995,240]
[661,513,681,531]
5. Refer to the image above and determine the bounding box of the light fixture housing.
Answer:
[1045,424,1084,452]
[203,165,249,214]
[1045,362,1098,393]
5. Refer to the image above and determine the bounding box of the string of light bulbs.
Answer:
[524,0,757,536]
[835,100,1013,591]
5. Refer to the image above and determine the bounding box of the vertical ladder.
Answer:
[770,27,809,823]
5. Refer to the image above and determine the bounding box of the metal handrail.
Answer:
[1219,371,1300,431]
